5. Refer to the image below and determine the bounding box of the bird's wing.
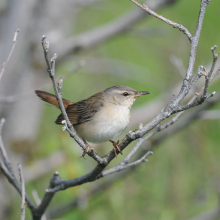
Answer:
[55,92,103,125]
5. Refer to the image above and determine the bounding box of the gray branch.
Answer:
[41,36,107,165]
[0,29,19,82]
[131,0,192,41]
[33,3,215,220]
[18,163,26,220]
[0,119,36,212]
[98,151,153,178]
[48,92,220,219]
[0,1,218,220]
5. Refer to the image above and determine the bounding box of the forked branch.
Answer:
[0,1,218,220]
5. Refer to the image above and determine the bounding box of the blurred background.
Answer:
[0,0,220,219]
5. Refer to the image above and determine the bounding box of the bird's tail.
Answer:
[35,90,74,109]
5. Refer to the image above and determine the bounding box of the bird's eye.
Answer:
[123,92,129,96]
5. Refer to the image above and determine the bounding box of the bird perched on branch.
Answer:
[35,85,150,157]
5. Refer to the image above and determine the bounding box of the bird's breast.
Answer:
[74,103,130,143]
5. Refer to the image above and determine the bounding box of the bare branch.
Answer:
[41,0,213,197]
[130,0,192,41]
[0,118,15,176]
[41,36,106,165]
[18,164,26,220]
[0,60,85,104]
[0,29,20,82]
[0,119,36,212]
[185,0,211,81]
[49,92,220,219]
[120,123,144,165]
[1,1,214,219]
[203,46,220,96]
[32,190,47,220]
[98,151,153,178]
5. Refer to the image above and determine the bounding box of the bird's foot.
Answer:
[81,144,97,159]
[109,140,123,157]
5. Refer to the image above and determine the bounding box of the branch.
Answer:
[38,0,213,205]
[97,151,153,178]
[41,36,106,165]
[0,118,14,175]
[0,119,36,212]
[18,164,26,220]
[49,92,220,218]
[125,1,211,147]
[0,59,85,104]
[2,1,214,219]
[130,0,192,41]
[32,190,47,220]
[0,29,19,82]
[174,47,220,113]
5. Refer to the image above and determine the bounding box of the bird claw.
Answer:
[109,140,123,157]
[81,144,97,159]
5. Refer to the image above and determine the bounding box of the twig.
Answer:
[0,119,36,212]
[32,190,47,220]
[98,151,153,178]
[18,164,26,220]
[1,1,215,219]
[0,29,20,82]
[0,118,15,176]
[120,123,144,165]
[42,0,212,196]
[174,46,220,114]
[0,60,85,104]
[130,0,192,41]
[41,36,106,165]
[49,92,220,218]
[203,46,220,97]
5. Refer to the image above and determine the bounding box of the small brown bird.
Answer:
[35,85,150,156]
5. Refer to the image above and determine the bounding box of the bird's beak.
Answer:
[135,91,150,97]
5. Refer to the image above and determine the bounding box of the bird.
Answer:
[35,85,150,157]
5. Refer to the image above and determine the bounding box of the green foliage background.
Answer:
[11,0,220,219]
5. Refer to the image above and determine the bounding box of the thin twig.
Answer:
[41,36,106,165]
[49,92,220,218]
[0,60,85,104]
[0,118,15,176]
[43,0,212,195]
[18,164,26,220]
[0,119,36,211]
[13,1,215,219]
[0,29,20,82]
[202,46,220,98]
[98,151,153,178]
[130,0,192,41]
[120,123,144,165]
